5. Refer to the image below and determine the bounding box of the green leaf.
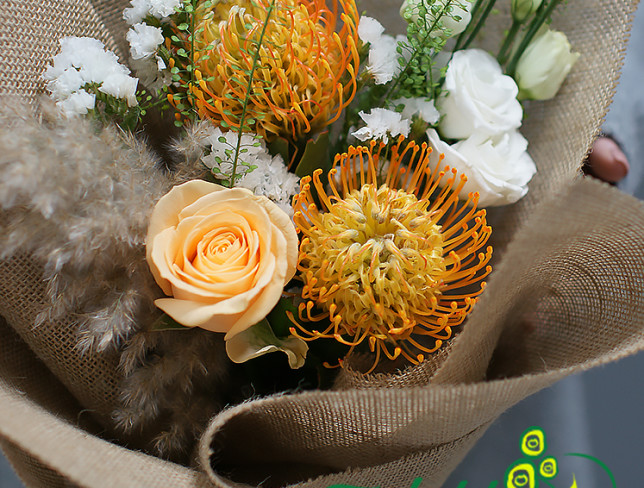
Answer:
[266,297,299,337]
[267,136,291,163]
[295,131,330,178]
[226,319,308,369]
[150,314,191,331]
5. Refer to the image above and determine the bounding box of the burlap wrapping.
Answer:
[0,0,642,487]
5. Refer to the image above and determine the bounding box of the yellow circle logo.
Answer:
[521,427,546,457]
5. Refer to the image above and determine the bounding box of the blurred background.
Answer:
[2,3,644,487]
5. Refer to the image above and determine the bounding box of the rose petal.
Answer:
[146,180,299,337]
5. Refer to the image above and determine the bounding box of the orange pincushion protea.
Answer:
[291,138,493,372]
[167,0,360,142]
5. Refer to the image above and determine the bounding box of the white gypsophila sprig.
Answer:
[124,0,182,25]
[352,108,411,144]
[358,16,406,85]
[199,127,300,216]
[43,37,138,117]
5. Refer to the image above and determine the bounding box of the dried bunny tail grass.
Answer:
[166,120,215,183]
[0,98,172,352]
[114,328,230,461]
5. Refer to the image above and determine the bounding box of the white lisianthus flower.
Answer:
[438,49,523,139]
[392,97,440,125]
[358,16,405,84]
[123,0,181,25]
[400,0,473,38]
[43,37,139,116]
[427,129,536,207]
[515,28,580,101]
[352,108,411,143]
[511,0,543,22]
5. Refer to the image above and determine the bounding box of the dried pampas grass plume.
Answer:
[0,99,229,459]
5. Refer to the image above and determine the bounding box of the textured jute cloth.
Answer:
[1,0,643,487]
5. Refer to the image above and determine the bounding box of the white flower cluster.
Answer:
[43,37,138,118]
[358,17,406,85]
[352,108,411,144]
[126,22,168,91]
[123,0,181,25]
[200,128,300,216]
[433,49,536,207]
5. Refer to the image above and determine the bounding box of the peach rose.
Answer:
[146,180,298,339]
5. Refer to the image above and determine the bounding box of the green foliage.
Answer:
[295,131,331,178]
[386,0,469,102]
[158,0,279,186]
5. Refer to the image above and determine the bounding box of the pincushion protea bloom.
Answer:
[290,138,493,372]
[167,0,360,142]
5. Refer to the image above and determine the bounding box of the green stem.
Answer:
[230,0,276,186]
[497,19,522,65]
[460,0,498,50]
[454,0,483,51]
[189,0,197,122]
[382,0,453,105]
[506,0,563,76]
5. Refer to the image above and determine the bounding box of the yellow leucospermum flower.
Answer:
[291,138,493,372]
[167,0,360,142]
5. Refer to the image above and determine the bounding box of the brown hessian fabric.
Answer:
[0,0,642,487]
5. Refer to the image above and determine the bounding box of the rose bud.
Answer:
[515,28,580,101]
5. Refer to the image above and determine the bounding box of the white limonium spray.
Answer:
[358,16,406,84]
[352,108,411,144]
[127,23,164,60]
[400,0,473,38]
[126,22,169,91]
[123,0,181,25]
[200,127,300,216]
[392,97,440,125]
[515,28,580,101]
[43,37,138,117]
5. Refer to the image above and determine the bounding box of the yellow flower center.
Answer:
[302,183,446,333]
[291,140,493,372]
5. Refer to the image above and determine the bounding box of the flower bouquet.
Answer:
[0,0,643,487]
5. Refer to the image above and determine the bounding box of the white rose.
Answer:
[427,129,536,207]
[515,28,580,101]
[400,0,473,38]
[438,49,523,139]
